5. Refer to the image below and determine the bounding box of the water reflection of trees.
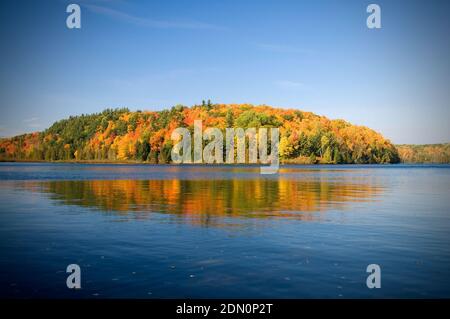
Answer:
[24,178,384,226]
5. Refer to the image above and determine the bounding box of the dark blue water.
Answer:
[0,163,449,298]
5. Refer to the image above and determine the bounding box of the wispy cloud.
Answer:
[23,117,39,123]
[256,43,313,55]
[84,3,224,30]
[275,80,306,90]
[109,67,223,89]
[23,117,41,128]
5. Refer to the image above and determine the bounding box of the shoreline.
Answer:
[1,159,449,165]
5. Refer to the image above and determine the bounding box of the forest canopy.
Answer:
[0,104,401,164]
[396,144,450,164]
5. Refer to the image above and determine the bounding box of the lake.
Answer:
[0,163,449,298]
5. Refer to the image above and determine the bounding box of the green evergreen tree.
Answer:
[226,109,234,127]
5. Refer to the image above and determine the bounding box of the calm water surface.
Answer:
[0,163,449,298]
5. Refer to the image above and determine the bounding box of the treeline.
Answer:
[396,143,450,163]
[0,103,400,164]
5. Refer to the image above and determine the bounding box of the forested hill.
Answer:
[0,103,400,164]
[396,143,450,164]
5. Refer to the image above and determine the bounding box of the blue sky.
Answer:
[0,0,449,144]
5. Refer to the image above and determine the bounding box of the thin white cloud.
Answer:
[275,80,306,90]
[84,4,224,30]
[109,67,223,88]
[22,117,41,128]
[27,123,42,128]
[23,117,39,123]
[256,43,313,54]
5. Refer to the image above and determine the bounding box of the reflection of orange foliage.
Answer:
[25,176,384,227]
